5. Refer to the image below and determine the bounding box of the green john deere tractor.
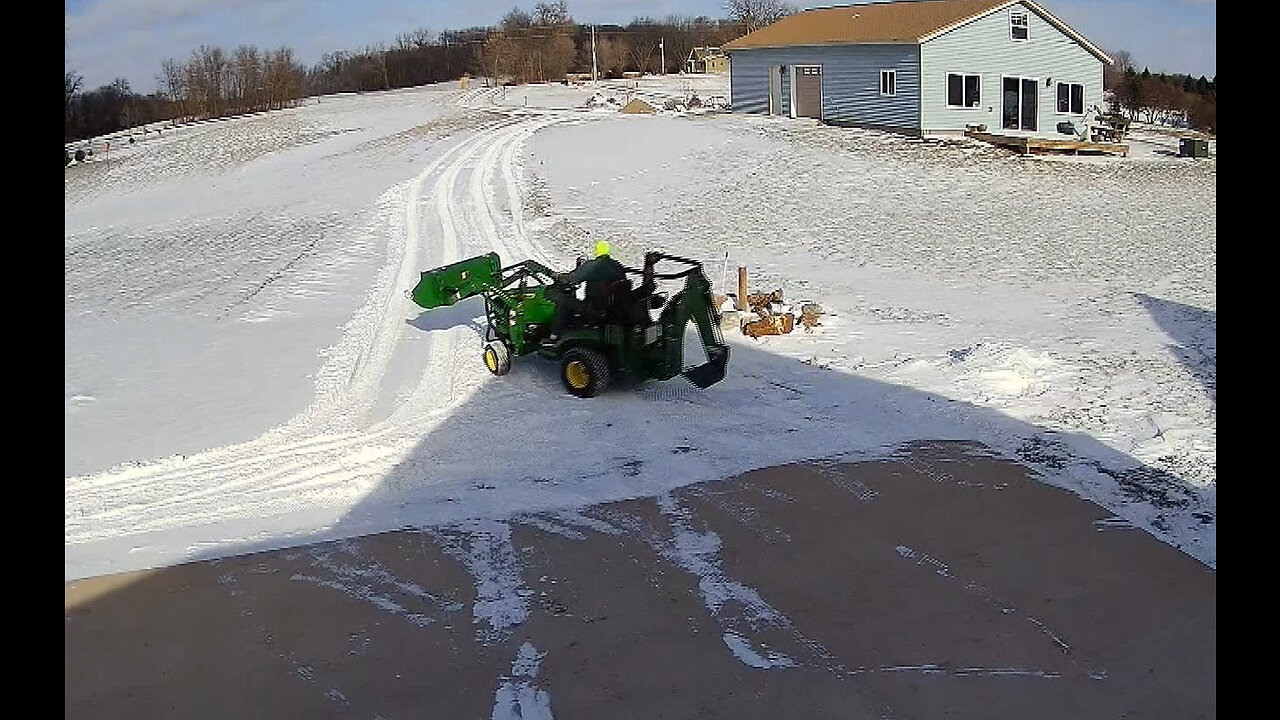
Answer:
[407,251,730,397]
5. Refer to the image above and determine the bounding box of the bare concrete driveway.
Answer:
[65,441,1215,719]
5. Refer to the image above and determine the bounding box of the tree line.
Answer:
[477,2,761,84]
[308,27,488,95]
[158,45,309,122]
[65,0,789,143]
[1104,49,1216,132]
[65,75,172,142]
[70,1,1218,142]
[65,44,311,142]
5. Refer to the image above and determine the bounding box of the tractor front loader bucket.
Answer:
[409,252,502,309]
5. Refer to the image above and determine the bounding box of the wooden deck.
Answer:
[965,130,1130,157]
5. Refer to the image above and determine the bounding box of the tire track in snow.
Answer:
[380,116,511,425]
[67,128,507,537]
[381,113,574,426]
[65,109,578,568]
[65,128,492,491]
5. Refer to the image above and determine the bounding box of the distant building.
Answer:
[686,47,729,74]
[724,0,1111,138]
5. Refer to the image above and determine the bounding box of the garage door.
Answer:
[794,65,822,119]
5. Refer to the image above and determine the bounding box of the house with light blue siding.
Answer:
[724,0,1112,138]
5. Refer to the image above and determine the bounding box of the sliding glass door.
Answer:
[1002,77,1038,132]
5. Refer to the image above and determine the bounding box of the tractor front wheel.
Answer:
[483,342,511,376]
[560,348,610,398]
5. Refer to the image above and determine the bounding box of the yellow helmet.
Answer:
[594,240,611,258]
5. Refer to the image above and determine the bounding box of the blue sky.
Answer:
[65,0,1216,94]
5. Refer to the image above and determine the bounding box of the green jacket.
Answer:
[559,256,628,308]
[561,255,627,287]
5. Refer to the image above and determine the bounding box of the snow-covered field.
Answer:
[65,76,1215,581]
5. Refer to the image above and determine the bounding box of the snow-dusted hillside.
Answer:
[65,76,1215,580]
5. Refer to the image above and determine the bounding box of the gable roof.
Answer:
[723,0,1112,63]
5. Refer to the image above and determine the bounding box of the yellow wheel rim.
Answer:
[565,360,591,389]
[484,348,498,372]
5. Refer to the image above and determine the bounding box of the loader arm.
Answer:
[410,253,562,356]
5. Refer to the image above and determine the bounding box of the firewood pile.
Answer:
[799,303,823,331]
[713,266,824,338]
[738,288,823,338]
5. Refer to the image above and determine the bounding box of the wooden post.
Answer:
[737,267,747,313]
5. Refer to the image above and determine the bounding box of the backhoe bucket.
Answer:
[648,252,731,391]
[682,346,729,389]
[410,252,501,309]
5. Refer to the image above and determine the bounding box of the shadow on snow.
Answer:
[1132,293,1216,407]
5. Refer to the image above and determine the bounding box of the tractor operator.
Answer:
[546,240,628,340]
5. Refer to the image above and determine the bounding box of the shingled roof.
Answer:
[722,0,1111,63]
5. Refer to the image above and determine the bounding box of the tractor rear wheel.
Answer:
[483,342,511,376]
[560,348,610,398]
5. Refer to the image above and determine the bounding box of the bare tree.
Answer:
[1110,49,1133,74]
[230,45,262,113]
[594,37,626,78]
[727,0,797,34]
[533,1,570,26]
[481,32,511,85]
[366,44,391,89]
[186,45,229,117]
[626,18,661,74]
[532,1,575,81]
[1113,68,1147,121]
[264,46,304,109]
[482,4,577,84]
[1143,80,1192,126]
[1103,48,1133,90]
[65,69,84,140]
[65,70,83,108]
[663,14,697,73]
[157,58,187,119]
[409,27,436,48]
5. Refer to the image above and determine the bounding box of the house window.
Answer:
[947,73,981,108]
[1056,82,1084,113]
[1010,10,1029,41]
[880,69,896,96]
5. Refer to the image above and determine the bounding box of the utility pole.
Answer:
[660,37,665,74]
[591,25,598,83]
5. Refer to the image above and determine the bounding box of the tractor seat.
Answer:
[602,278,653,327]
